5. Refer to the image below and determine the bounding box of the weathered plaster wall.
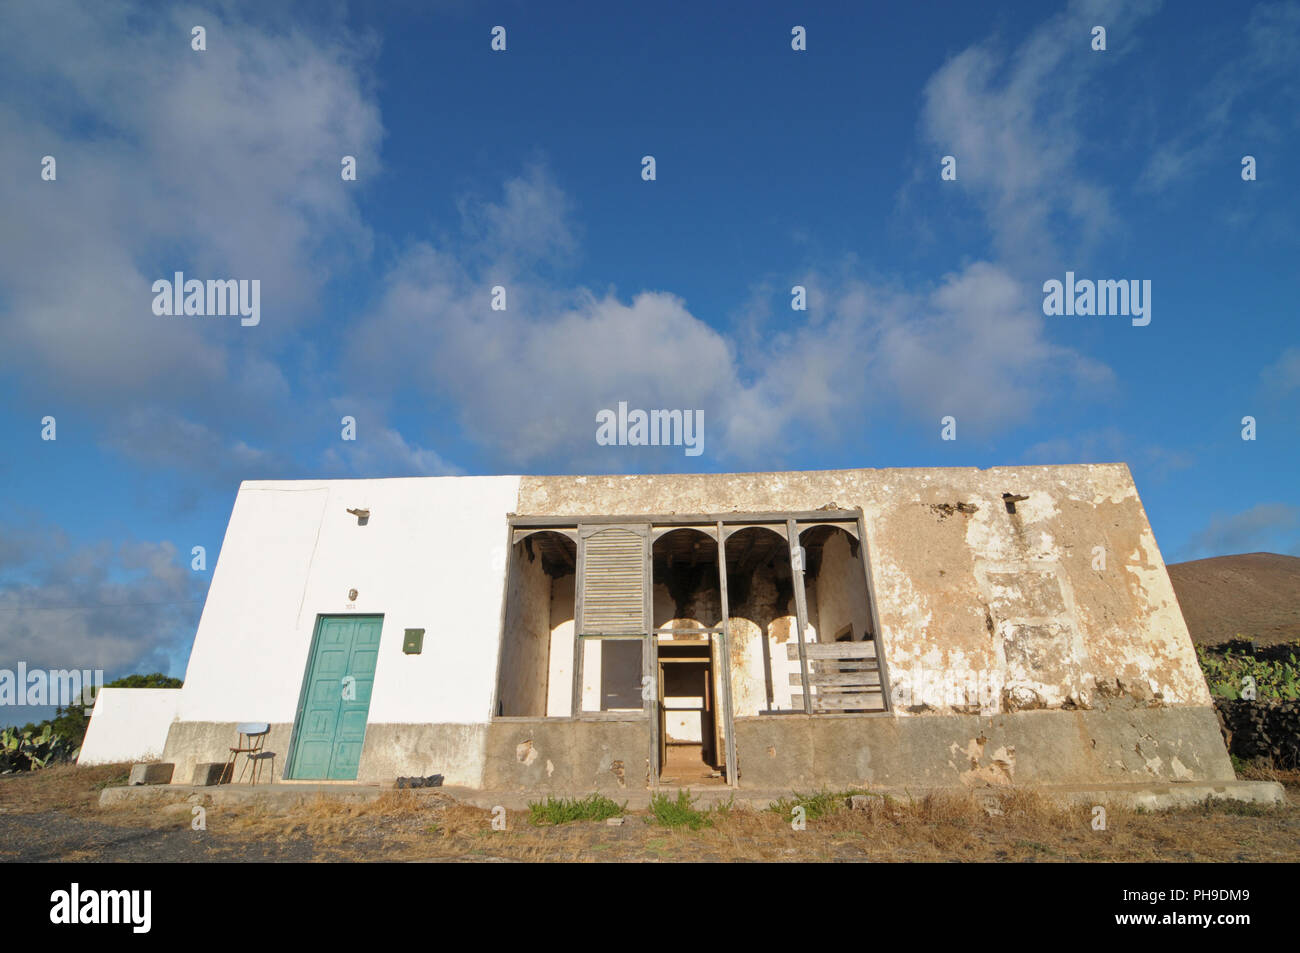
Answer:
[357,723,488,785]
[733,706,1234,788]
[517,465,1209,718]
[161,720,491,787]
[728,561,802,716]
[482,717,651,793]
[811,530,872,644]
[545,575,575,717]
[161,720,294,785]
[652,581,721,629]
[498,543,551,716]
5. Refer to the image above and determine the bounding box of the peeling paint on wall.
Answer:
[518,464,1210,718]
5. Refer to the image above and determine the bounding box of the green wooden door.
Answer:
[289,615,382,780]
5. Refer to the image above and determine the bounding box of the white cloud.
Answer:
[99,407,284,483]
[0,523,203,677]
[350,171,1112,466]
[1261,347,1300,397]
[458,164,580,272]
[0,1,381,412]
[918,0,1162,267]
[1184,503,1300,559]
[321,416,462,477]
[1022,427,1193,483]
[1140,1,1300,191]
[0,0,1136,477]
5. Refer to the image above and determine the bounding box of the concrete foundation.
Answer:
[482,717,651,794]
[161,721,293,785]
[357,723,488,787]
[158,706,1236,795]
[733,706,1234,789]
[160,717,654,793]
[192,762,229,786]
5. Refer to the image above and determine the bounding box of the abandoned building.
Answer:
[78,465,1239,793]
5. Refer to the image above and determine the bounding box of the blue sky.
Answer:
[1,0,1297,723]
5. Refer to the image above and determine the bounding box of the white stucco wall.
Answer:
[77,688,182,764]
[175,476,521,727]
[545,575,575,717]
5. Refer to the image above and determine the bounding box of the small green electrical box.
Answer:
[402,628,425,654]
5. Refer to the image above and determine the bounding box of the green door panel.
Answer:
[289,615,383,780]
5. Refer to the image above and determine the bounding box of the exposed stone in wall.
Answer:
[1215,699,1300,767]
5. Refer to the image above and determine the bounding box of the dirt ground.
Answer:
[1,763,1297,863]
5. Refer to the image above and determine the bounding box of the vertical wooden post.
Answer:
[716,521,739,785]
[645,528,659,787]
[571,533,586,717]
[856,509,893,712]
[788,518,813,714]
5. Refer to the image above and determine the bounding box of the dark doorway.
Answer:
[657,642,724,785]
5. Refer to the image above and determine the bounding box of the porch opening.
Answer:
[657,643,723,785]
[794,524,884,712]
[724,526,799,715]
[652,528,726,784]
[494,511,889,786]
[496,530,576,717]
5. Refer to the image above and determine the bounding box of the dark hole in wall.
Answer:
[1003,493,1029,514]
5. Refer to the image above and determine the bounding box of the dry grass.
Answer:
[6,765,1299,862]
[1234,762,1300,785]
[0,762,131,814]
[198,783,1298,863]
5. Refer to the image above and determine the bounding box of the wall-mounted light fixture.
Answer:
[347,507,370,525]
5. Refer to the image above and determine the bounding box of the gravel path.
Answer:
[0,811,319,862]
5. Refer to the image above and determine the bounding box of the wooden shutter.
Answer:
[579,525,648,634]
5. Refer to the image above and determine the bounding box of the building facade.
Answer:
[114,466,1231,792]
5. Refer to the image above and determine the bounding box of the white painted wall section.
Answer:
[77,688,181,764]
[175,476,521,727]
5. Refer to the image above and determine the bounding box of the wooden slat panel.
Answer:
[786,642,876,660]
[809,660,878,672]
[790,671,882,687]
[792,692,886,711]
[580,527,645,633]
